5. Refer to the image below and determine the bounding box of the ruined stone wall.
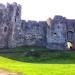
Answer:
[0,2,75,50]
[66,20,75,49]
[46,16,67,50]
[7,2,21,48]
[16,20,47,47]
[0,2,21,48]
[0,2,47,48]
[0,4,8,48]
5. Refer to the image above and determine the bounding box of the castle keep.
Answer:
[0,2,75,50]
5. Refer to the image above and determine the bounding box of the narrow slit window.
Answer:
[53,33,57,36]
[4,27,7,32]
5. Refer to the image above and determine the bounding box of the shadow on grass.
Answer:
[0,46,75,64]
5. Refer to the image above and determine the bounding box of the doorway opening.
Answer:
[67,41,73,49]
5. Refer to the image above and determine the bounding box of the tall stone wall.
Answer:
[46,16,67,50]
[0,2,21,48]
[16,20,47,47]
[0,2,75,50]
[6,2,21,48]
[0,4,8,48]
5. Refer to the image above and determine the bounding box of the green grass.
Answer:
[0,46,75,75]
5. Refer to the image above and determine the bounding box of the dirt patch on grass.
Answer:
[0,69,21,75]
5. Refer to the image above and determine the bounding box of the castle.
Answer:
[0,2,75,50]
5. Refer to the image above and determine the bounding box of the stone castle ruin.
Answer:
[0,2,75,50]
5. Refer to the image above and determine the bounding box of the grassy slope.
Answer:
[0,46,75,75]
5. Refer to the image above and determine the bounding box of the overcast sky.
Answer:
[0,0,75,21]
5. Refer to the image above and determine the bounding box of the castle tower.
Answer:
[7,2,21,48]
[0,4,9,48]
[46,16,67,50]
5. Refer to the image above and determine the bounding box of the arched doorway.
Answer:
[67,31,73,41]
[67,41,73,49]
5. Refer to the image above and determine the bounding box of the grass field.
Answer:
[0,46,75,75]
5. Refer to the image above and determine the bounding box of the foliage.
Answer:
[0,46,75,75]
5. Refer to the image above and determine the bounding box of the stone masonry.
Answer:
[0,2,75,50]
